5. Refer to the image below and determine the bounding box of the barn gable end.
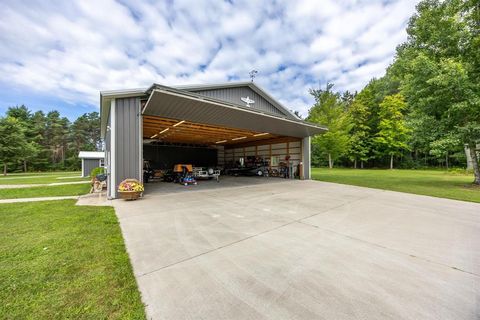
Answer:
[182,83,296,119]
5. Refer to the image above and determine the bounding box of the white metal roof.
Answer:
[78,151,104,159]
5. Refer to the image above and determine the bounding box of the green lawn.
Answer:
[312,168,480,203]
[0,172,87,185]
[0,200,146,319]
[0,183,91,199]
[0,171,79,176]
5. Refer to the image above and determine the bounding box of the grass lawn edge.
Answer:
[311,168,480,203]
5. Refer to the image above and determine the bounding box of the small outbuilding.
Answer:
[78,151,105,177]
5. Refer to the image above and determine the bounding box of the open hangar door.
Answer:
[142,115,303,186]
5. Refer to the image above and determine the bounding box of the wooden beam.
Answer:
[143,126,264,139]
[224,136,301,149]
[143,116,259,135]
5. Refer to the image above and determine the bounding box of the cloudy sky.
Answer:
[0,0,419,119]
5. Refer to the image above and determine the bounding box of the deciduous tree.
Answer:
[347,89,372,168]
[308,84,351,168]
[374,94,410,169]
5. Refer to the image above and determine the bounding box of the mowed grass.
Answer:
[0,172,87,185]
[312,168,480,203]
[0,171,78,177]
[0,200,146,319]
[0,183,91,199]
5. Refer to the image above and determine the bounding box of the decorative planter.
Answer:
[118,190,142,200]
[118,178,144,200]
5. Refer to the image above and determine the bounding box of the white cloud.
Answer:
[0,0,419,116]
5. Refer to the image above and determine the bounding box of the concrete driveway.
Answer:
[113,178,480,319]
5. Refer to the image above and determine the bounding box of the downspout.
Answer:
[110,99,116,199]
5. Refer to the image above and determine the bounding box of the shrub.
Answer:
[90,167,105,179]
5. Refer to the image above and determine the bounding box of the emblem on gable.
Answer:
[240,96,255,107]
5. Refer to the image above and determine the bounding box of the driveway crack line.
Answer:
[297,220,480,278]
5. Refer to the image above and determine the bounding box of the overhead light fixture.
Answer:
[159,128,169,134]
[253,132,269,137]
[215,140,227,144]
[150,134,158,139]
[232,136,247,141]
[173,120,185,127]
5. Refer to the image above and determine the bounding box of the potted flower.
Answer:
[118,179,144,200]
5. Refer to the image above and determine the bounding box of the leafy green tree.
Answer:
[405,112,440,165]
[374,94,411,169]
[347,89,373,168]
[429,134,461,169]
[394,0,480,182]
[341,90,356,108]
[307,83,352,168]
[0,117,31,175]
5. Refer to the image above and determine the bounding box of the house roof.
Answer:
[78,151,104,159]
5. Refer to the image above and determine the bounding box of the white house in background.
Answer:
[78,151,105,177]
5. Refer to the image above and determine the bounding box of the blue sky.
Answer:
[0,0,419,120]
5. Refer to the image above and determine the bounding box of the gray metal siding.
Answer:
[83,159,100,177]
[114,97,141,197]
[190,87,288,117]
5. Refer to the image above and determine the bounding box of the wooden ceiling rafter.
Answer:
[143,127,251,140]
[147,133,275,144]
[142,125,254,137]
[142,115,286,146]
[224,136,302,149]
[143,117,256,135]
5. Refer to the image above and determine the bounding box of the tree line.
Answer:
[307,0,480,184]
[0,105,101,175]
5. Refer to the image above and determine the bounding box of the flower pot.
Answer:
[117,178,144,200]
[118,191,142,201]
